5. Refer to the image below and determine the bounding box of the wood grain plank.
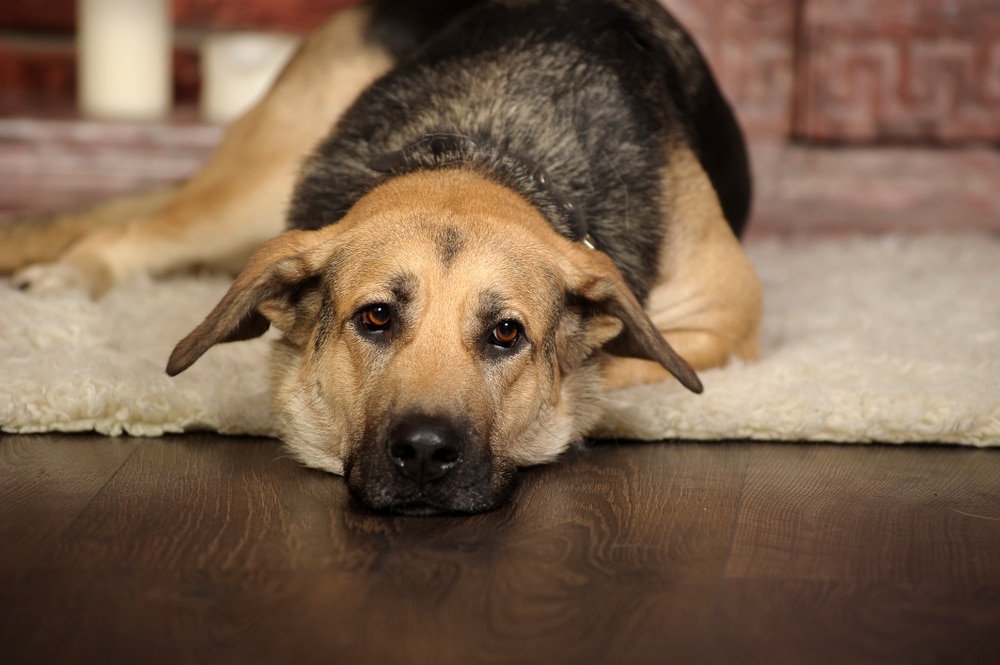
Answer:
[710,444,1000,665]
[0,435,401,664]
[710,579,1000,665]
[340,442,752,665]
[725,444,1000,583]
[0,434,138,594]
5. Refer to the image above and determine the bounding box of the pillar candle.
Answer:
[200,33,300,125]
[78,0,172,121]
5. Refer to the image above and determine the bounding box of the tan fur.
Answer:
[601,147,762,389]
[0,185,178,274]
[9,6,393,296]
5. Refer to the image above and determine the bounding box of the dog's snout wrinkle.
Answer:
[388,416,462,485]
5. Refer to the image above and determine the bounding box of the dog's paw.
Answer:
[12,261,113,298]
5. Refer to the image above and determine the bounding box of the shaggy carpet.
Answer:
[2,233,998,446]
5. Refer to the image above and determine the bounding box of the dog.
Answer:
[2,0,762,514]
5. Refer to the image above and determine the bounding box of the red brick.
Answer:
[0,0,74,33]
[0,39,74,94]
[0,38,76,112]
[174,0,361,31]
[0,38,201,114]
[0,0,362,33]
[795,0,1000,144]
[663,0,797,142]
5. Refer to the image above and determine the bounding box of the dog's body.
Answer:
[2,0,761,513]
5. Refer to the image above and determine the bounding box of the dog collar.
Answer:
[369,133,595,249]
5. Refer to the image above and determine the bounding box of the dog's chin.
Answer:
[346,475,517,515]
[356,495,505,517]
[344,458,517,516]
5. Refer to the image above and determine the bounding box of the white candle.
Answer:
[78,0,172,121]
[200,32,300,125]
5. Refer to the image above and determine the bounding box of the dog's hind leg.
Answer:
[10,5,394,297]
[602,147,762,390]
[0,184,178,275]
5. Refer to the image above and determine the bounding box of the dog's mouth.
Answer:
[344,413,516,515]
[362,495,500,517]
[346,471,517,515]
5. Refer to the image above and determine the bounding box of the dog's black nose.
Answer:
[387,416,462,485]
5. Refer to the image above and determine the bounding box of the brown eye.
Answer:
[490,320,521,348]
[360,304,392,332]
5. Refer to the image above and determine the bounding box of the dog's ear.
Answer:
[564,245,703,394]
[166,229,338,376]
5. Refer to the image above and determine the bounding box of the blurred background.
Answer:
[1,0,998,235]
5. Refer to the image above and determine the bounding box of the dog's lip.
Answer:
[367,497,477,516]
[384,502,457,516]
[354,486,506,516]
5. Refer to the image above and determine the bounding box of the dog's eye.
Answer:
[490,320,522,349]
[360,304,392,332]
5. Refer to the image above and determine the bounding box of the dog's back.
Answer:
[289,0,751,303]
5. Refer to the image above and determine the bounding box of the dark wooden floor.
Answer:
[1,434,997,665]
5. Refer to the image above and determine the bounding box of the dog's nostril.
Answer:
[389,441,417,462]
[387,417,462,484]
[433,447,459,464]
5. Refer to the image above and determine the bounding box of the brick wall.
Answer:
[665,0,797,142]
[2,1,998,144]
[794,0,1000,143]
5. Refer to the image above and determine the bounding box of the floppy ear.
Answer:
[565,245,703,394]
[166,229,338,376]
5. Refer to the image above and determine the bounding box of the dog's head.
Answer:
[167,170,700,514]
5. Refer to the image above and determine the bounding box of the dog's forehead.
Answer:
[331,216,564,309]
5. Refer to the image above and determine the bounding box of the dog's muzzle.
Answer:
[346,413,515,515]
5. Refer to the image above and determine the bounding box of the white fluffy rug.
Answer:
[2,234,998,446]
